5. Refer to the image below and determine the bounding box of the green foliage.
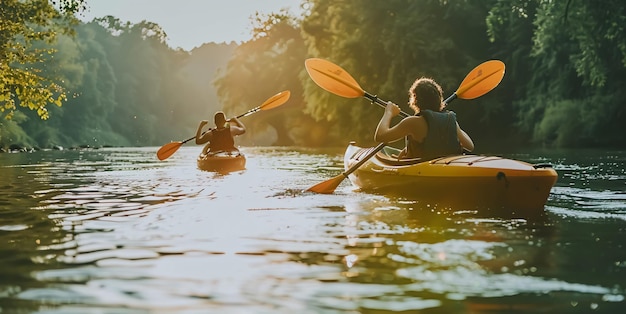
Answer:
[0,0,86,120]
[300,0,499,145]
[531,99,581,147]
[531,93,625,148]
[3,0,625,150]
[0,112,36,148]
[532,1,626,88]
[214,9,319,146]
[1,12,239,149]
[487,0,626,147]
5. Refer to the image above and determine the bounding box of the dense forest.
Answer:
[2,0,625,152]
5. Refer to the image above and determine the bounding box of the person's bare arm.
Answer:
[195,120,211,145]
[375,102,426,144]
[228,117,246,136]
[457,123,474,152]
[374,102,404,143]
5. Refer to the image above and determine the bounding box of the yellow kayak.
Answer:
[344,143,558,213]
[197,151,246,173]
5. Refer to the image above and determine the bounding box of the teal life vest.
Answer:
[405,110,462,160]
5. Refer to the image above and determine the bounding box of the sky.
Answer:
[78,0,304,50]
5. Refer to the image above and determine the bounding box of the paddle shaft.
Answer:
[344,142,387,177]
[367,88,457,115]
[363,92,410,118]
[444,93,457,105]
[369,62,503,113]
[179,109,258,144]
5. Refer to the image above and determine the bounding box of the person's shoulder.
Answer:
[401,115,420,122]
[401,115,425,127]
[404,115,421,120]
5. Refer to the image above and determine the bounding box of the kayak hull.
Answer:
[197,151,246,173]
[344,143,558,214]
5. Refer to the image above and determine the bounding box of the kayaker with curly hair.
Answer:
[195,111,246,155]
[374,77,474,161]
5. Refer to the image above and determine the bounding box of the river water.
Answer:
[0,146,625,313]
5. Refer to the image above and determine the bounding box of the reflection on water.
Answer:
[0,146,625,313]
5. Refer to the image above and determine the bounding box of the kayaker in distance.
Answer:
[195,111,246,156]
[374,77,474,161]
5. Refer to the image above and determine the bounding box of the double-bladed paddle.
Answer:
[156,90,291,161]
[305,58,410,118]
[305,59,505,194]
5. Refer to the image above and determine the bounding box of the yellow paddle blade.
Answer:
[306,174,345,194]
[305,58,365,98]
[259,90,291,110]
[456,60,505,100]
[156,141,183,161]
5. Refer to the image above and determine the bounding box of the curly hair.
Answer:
[408,77,444,114]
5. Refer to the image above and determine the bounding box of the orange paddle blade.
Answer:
[156,141,183,161]
[239,90,291,118]
[307,143,386,194]
[456,60,505,100]
[259,90,291,110]
[305,58,364,98]
[306,174,345,194]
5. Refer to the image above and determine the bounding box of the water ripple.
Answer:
[2,147,626,313]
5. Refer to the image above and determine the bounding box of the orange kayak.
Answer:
[197,151,246,173]
[344,143,558,214]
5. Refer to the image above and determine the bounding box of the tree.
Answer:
[487,0,626,147]
[214,9,312,146]
[0,0,86,120]
[300,0,497,146]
